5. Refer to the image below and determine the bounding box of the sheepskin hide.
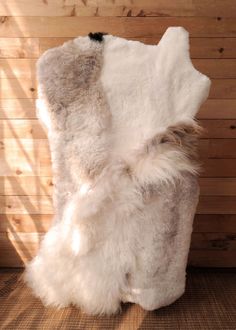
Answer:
[24,27,211,315]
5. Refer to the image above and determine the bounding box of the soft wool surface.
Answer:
[24,27,211,315]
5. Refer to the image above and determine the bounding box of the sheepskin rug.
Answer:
[24,27,211,315]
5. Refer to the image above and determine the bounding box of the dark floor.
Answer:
[0,268,235,330]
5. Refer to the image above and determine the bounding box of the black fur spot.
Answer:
[88,32,107,42]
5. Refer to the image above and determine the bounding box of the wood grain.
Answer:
[191,232,236,250]
[0,98,36,119]
[193,214,236,233]
[0,195,53,215]
[0,214,53,233]
[0,176,53,196]
[0,17,236,38]
[188,250,236,267]
[202,159,236,177]
[0,120,46,139]
[197,196,236,214]
[0,59,37,79]
[199,178,236,195]
[0,1,235,267]
[0,38,39,58]
[1,1,236,17]
[197,100,236,119]
[0,78,37,98]
[200,120,236,138]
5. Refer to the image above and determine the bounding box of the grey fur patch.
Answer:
[37,39,104,108]
[37,37,112,216]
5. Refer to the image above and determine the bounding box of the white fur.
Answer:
[24,27,211,315]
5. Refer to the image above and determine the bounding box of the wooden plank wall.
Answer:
[0,0,236,267]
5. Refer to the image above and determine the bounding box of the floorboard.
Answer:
[0,268,235,329]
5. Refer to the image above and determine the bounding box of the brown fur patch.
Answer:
[136,122,202,203]
[146,121,203,161]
